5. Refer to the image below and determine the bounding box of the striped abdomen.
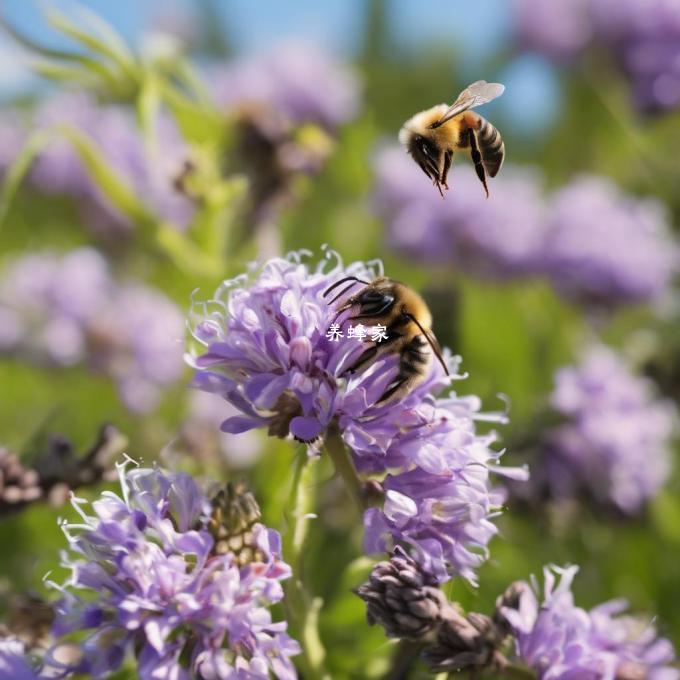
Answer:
[477,116,505,178]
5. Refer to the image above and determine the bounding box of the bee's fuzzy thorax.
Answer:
[398,104,458,152]
[392,282,432,330]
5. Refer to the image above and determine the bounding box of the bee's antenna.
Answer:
[323,276,369,299]
[405,313,449,376]
[327,282,361,306]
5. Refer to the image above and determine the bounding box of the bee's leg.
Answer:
[376,373,420,404]
[346,345,378,374]
[376,337,429,403]
[468,129,489,198]
[441,150,453,190]
[415,157,435,185]
[346,332,401,374]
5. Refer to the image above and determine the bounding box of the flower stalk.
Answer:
[324,422,366,514]
[282,449,331,680]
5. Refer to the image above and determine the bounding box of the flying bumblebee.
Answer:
[399,80,506,198]
[323,276,449,403]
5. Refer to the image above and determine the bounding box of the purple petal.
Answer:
[221,416,264,434]
[289,416,324,441]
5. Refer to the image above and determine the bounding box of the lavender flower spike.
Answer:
[499,565,678,680]
[188,249,526,584]
[46,459,299,679]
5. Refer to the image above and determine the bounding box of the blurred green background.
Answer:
[0,1,679,678]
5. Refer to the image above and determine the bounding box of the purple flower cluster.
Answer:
[500,565,678,679]
[537,344,675,513]
[542,175,677,308]
[374,146,547,278]
[1,92,193,234]
[211,41,360,129]
[512,0,680,111]
[46,462,299,679]
[374,149,678,308]
[0,248,184,413]
[512,0,593,62]
[591,0,680,111]
[188,249,526,584]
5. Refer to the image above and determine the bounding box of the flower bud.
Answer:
[355,547,449,640]
[423,609,504,673]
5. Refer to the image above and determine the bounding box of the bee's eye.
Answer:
[355,290,394,317]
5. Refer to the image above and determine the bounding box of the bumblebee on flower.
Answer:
[188,248,524,585]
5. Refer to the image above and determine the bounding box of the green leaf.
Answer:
[45,4,137,78]
[161,82,225,145]
[174,61,213,107]
[31,58,123,91]
[190,176,247,259]
[55,124,157,229]
[136,72,162,152]
[0,129,55,227]
[0,15,79,61]
[155,224,223,278]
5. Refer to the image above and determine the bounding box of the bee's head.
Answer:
[403,130,441,179]
[323,276,397,322]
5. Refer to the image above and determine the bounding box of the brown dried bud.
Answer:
[423,609,505,673]
[355,547,450,641]
[0,425,126,517]
[33,424,126,491]
[208,481,265,566]
[0,448,42,513]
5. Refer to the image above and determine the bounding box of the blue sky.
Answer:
[0,0,559,133]
[3,0,509,57]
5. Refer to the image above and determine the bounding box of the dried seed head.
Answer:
[208,481,265,566]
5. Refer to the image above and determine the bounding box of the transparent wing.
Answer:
[432,80,505,128]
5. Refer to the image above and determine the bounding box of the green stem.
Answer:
[383,639,423,680]
[282,450,330,680]
[324,423,365,513]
